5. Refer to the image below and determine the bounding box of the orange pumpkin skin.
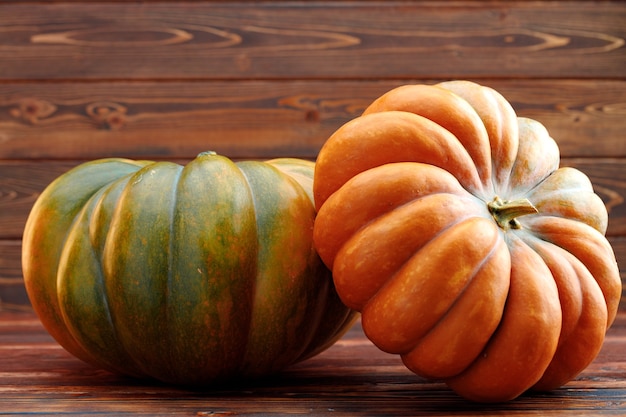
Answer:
[312,81,621,402]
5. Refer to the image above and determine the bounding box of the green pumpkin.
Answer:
[22,152,357,385]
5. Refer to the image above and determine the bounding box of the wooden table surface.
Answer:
[1,310,624,416]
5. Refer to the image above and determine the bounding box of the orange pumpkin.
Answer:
[312,80,621,402]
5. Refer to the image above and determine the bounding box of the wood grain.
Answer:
[2,157,624,239]
[0,2,624,80]
[0,311,624,415]
[1,80,625,159]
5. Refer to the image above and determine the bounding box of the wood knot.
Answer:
[305,109,320,122]
[10,98,57,125]
[86,101,127,130]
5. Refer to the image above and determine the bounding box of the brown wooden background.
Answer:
[0,0,625,312]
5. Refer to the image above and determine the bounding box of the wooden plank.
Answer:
[0,312,624,415]
[0,240,31,311]
[2,236,625,312]
[1,79,625,160]
[0,2,624,80]
[2,159,626,310]
[2,157,624,239]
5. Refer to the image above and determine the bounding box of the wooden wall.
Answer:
[1,1,625,311]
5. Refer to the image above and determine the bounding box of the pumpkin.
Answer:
[22,152,357,385]
[312,81,621,402]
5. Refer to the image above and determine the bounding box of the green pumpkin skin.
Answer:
[22,153,356,385]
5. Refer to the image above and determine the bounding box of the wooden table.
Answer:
[1,310,624,416]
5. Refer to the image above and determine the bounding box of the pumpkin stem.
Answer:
[487,196,538,230]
